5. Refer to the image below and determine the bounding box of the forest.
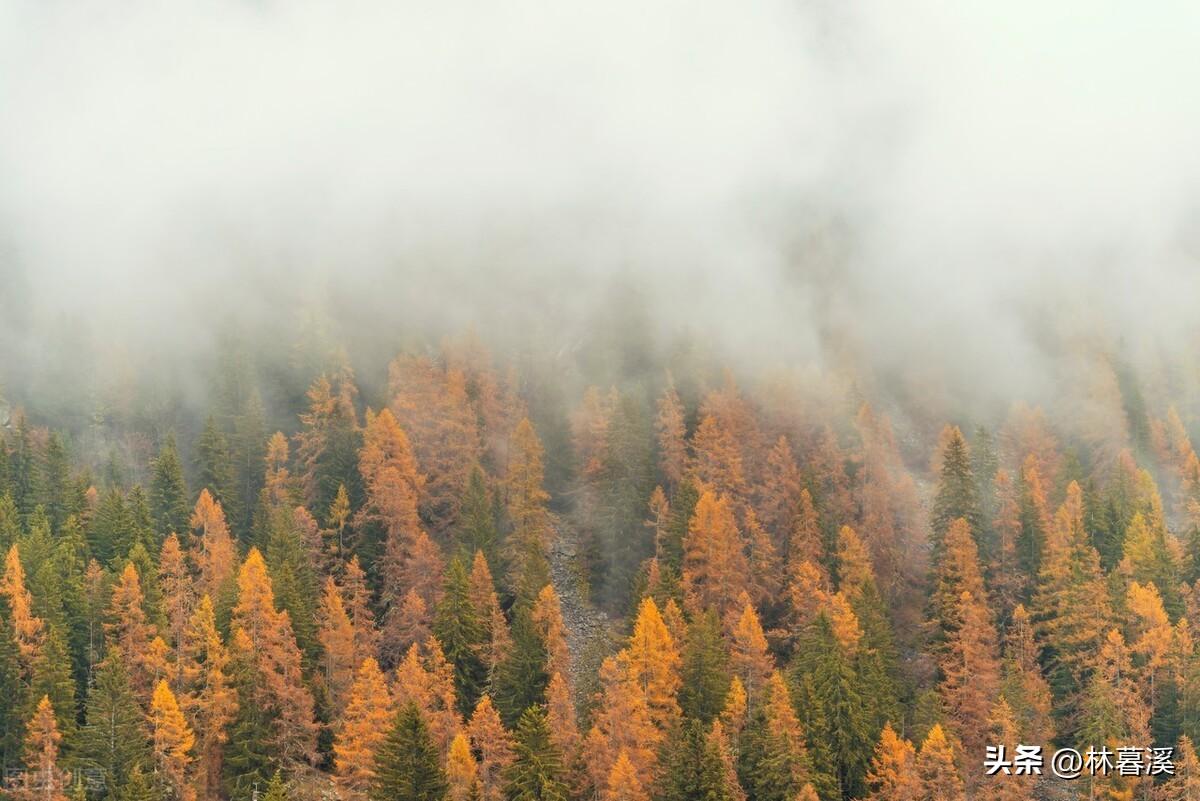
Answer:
[5,2,1200,801]
[1,327,1198,801]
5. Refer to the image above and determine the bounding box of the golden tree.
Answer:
[334,657,393,795]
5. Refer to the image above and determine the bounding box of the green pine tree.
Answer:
[505,705,568,801]
[654,719,733,801]
[150,435,190,539]
[931,427,980,555]
[433,556,488,716]
[0,594,28,774]
[679,609,732,723]
[71,651,152,790]
[262,771,289,801]
[491,606,549,727]
[457,466,499,562]
[371,704,448,801]
[196,415,241,537]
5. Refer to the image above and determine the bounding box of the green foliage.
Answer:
[679,609,731,723]
[150,435,190,539]
[505,705,568,801]
[457,466,499,562]
[433,556,488,716]
[71,651,151,790]
[492,606,549,728]
[930,428,980,556]
[371,704,448,801]
[0,595,28,773]
[262,771,290,801]
[654,718,732,801]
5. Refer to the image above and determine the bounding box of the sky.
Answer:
[2,0,1200,420]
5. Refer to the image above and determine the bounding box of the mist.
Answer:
[3,0,1200,431]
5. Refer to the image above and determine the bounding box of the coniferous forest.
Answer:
[5,3,1200,801]
[4,334,1200,801]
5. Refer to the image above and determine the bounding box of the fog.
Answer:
[2,0,1200,428]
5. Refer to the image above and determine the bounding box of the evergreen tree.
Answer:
[434,556,488,716]
[458,466,499,562]
[492,605,549,727]
[654,719,733,801]
[150,435,190,539]
[370,704,448,801]
[0,593,28,774]
[930,426,980,556]
[71,651,152,791]
[196,416,241,536]
[505,705,569,801]
[680,608,731,723]
[262,771,289,801]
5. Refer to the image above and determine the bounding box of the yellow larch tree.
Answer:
[468,695,515,801]
[622,596,682,732]
[150,679,195,801]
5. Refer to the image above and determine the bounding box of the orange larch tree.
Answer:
[446,731,479,801]
[178,594,237,801]
[334,656,394,796]
[623,597,682,733]
[531,584,570,683]
[682,490,749,621]
[916,724,964,801]
[1,544,44,671]
[230,548,318,766]
[467,551,510,674]
[688,415,748,510]
[505,418,554,601]
[21,696,66,801]
[603,750,649,801]
[106,562,159,700]
[159,533,193,651]
[191,490,236,598]
[865,723,920,801]
[468,695,516,801]
[755,435,805,546]
[655,377,687,491]
[938,589,1000,762]
[318,575,359,717]
[389,355,483,537]
[729,599,773,704]
[342,555,380,667]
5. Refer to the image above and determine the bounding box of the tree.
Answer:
[71,650,151,792]
[106,562,158,698]
[680,609,731,723]
[654,719,735,801]
[688,415,747,509]
[865,723,920,801]
[342,555,380,668]
[389,355,482,537]
[729,600,773,704]
[938,590,1000,765]
[655,377,687,491]
[195,416,241,541]
[335,657,394,795]
[2,543,44,670]
[151,436,190,540]
[682,491,748,621]
[737,673,813,801]
[603,750,648,801]
[159,533,193,650]
[21,696,66,801]
[505,419,553,603]
[469,696,516,801]
[931,426,980,554]
[492,606,549,727]
[318,575,359,717]
[916,725,964,801]
[435,557,489,716]
[0,593,27,773]
[623,596,682,732]
[229,548,317,767]
[531,585,570,687]
[1159,735,1200,801]
[150,679,195,799]
[544,673,581,787]
[458,467,499,563]
[262,771,289,801]
[468,551,510,675]
[506,705,569,801]
[447,732,480,801]
[294,372,363,523]
[370,704,448,801]
[178,594,237,801]
[191,490,236,598]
